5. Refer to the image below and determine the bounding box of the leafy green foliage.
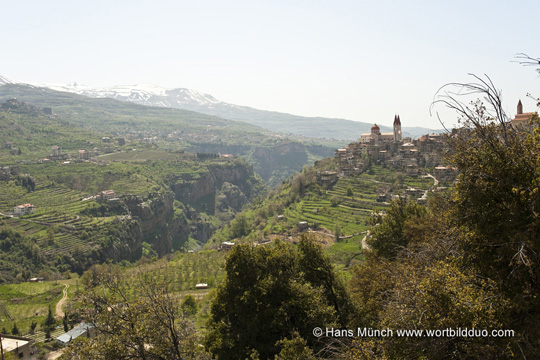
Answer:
[11,322,19,335]
[182,295,198,316]
[205,235,355,359]
[345,74,540,358]
[43,305,56,336]
[64,268,211,359]
[367,196,427,259]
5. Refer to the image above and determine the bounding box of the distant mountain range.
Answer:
[0,75,436,139]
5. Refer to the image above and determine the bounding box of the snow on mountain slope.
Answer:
[0,76,435,139]
[0,75,13,85]
[42,82,221,107]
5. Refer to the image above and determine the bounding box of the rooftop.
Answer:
[1,336,31,352]
[57,323,94,344]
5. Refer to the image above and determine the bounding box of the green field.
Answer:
[0,248,226,339]
[0,279,77,338]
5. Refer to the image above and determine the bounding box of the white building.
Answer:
[56,323,94,346]
[13,203,34,216]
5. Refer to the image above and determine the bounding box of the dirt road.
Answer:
[56,283,69,318]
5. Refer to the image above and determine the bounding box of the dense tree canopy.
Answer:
[204,235,355,360]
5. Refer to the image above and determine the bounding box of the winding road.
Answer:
[56,283,69,318]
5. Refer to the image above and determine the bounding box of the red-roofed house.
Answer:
[14,203,35,216]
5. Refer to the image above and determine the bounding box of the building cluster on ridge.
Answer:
[332,101,536,185]
[334,114,450,180]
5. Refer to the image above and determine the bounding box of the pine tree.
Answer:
[43,305,56,334]
[11,322,19,335]
[63,313,69,332]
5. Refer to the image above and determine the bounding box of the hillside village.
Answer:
[333,115,456,182]
[316,101,533,206]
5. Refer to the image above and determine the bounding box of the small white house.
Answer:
[195,283,208,290]
[221,241,235,250]
[13,203,34,216]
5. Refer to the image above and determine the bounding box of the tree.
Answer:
[43,305,55,336]
[346,69,540,358]
[367,196,427,259]
[349,259,512,359]
[275,333,316,360]
[334,223,341,242]
[63,266,211,360]
[230,213,249,239]
[297,236,356,327]
[431,73,540,356]
[204,236,353,359]
[11,323,19,336]
[29,321,37,334]
[181,295,197,316]
[63,313,69,332]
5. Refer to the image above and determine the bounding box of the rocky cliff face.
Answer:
[187,141,311,186]
[171,161,263,214]
[248,141,308,186]
[123,191,188,255]
[112,160,265,253]
[101,217,144,262]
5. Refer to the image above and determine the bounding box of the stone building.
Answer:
[335,115,450,181]
[511,100,534,128]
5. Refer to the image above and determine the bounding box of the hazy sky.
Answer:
[2,0,539,129]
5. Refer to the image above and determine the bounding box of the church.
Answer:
[511,100,535,128]
[360,115,402,145]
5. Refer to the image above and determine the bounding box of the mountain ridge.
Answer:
[0,75,436,139]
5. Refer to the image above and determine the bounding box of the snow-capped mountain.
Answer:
[0,75,435,139]
[31,81,386,139]
[0,75,13,85]
[44,82,227,110]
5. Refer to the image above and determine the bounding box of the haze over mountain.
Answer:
[38,80,435,140]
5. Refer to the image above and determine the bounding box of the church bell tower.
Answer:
[393,115,402,142]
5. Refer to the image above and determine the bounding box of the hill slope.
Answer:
[0,100,266,283]
[41,81,434,139]
[210,158,435,271]
[0,84,336,185]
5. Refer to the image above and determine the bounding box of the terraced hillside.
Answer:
[0,162,152,281]
[0,280,70,338]
[0,150,266,283]
[0,85,338,185]
[210,160,435,271]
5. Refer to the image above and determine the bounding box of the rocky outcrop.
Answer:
[187,141,312,185]
[101,217,144,262]
[99,161,265,255]
[171,160,263,215]
[248,141,308,186]
[123,191,188,255]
